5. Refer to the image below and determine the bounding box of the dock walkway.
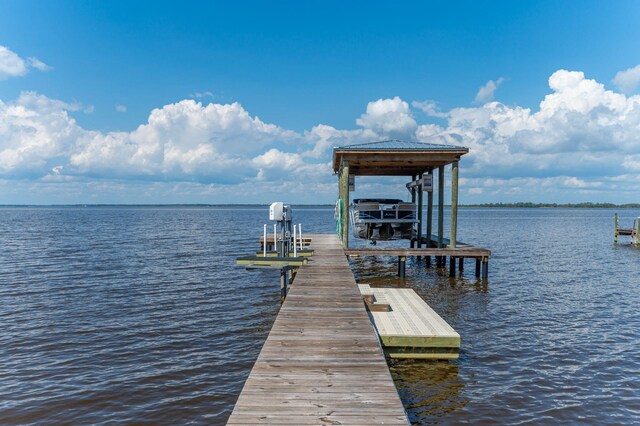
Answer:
[227,234,409,425]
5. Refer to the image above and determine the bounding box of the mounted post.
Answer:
[614,213,618,244]
[426,168,433,247]
[417,173,424,249]
[437,165,444,249]
[339,161,350,248]
[482,257,489,279]
[410,175,416,248]
[398,256,406,278]
[450,161,459,249]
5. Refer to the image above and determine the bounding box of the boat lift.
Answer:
[236,203,311,301]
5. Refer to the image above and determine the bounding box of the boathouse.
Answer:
[333,139,491,278]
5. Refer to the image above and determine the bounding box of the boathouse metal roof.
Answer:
[332,139,468,176]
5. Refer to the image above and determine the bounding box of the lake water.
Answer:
[1,206,639,424]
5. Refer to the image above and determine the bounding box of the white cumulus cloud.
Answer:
[428,70,640,181]
[2,68,640,203]
[613,64,640,94]
[474,77,506,103]
[0,46,51,79]
[411,100,449,118]
[355,96,417,138]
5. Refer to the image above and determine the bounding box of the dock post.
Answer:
[339,161,350,248]
[427,168,433,247]
[450,161,459,249]
[436,165,445,271]
[449,256,456,277]
[425,255,431,268]
[280,268,288,302]
[438,165,444,249]
[475,258,481,277]
[411,175,416,249]
[459,257,464,272]
[614,213,618,244]
[636,218,640,246]
[398,256,406,278]
[481,257,489,279]
[417,173,424,250]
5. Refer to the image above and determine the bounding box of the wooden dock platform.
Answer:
[359,285,460,359]
[227,234,409,425]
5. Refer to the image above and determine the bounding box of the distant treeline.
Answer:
[459,202,640,208]
[2,202,639,209]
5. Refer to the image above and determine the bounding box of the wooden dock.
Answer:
[614,213,639,244]
[345,244,491,279]
[359,285,460,359]
[228,234,409,425]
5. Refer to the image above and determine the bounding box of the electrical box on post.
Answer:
[269,202,284,221]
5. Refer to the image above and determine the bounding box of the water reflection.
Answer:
[390,360,468,424]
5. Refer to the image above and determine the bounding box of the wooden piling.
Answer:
[417,173,424,249]
[398,256,406,278]
[458,256,464,272]
[426,168,434,248]
[481,257,489,279]
[280,269,288,302]
[614,213,618,244]
[475,258,481,277]
[339,161,350,248]
[449,256,456,277]
[410,175,416,249]
[450,161,459,249]
[438,166,444,249]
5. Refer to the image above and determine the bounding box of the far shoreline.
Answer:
[1,202,639,208]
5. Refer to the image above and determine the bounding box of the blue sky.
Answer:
[1,0,640,204]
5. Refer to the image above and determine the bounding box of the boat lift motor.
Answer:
[270,202,294,256]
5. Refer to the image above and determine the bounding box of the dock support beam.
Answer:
[475,258,481,277]
[450,161,459,249]
[398,256,406,278]
[438,165,444,249]
[410,175,416,248]
[449,256,456,277]
[614,213,618,243]
[280,268,289,302]
[459,257,464,272]
[339,161,350,248]
[426,168,434,248]
[481,257,489,279]
[417,173,424,249]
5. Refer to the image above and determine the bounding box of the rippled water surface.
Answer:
[1,206,639,424]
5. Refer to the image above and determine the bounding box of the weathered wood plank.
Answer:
[227,234,409,425]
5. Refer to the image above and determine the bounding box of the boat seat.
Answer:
[396,202,416,210]
[355,202,380,210]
